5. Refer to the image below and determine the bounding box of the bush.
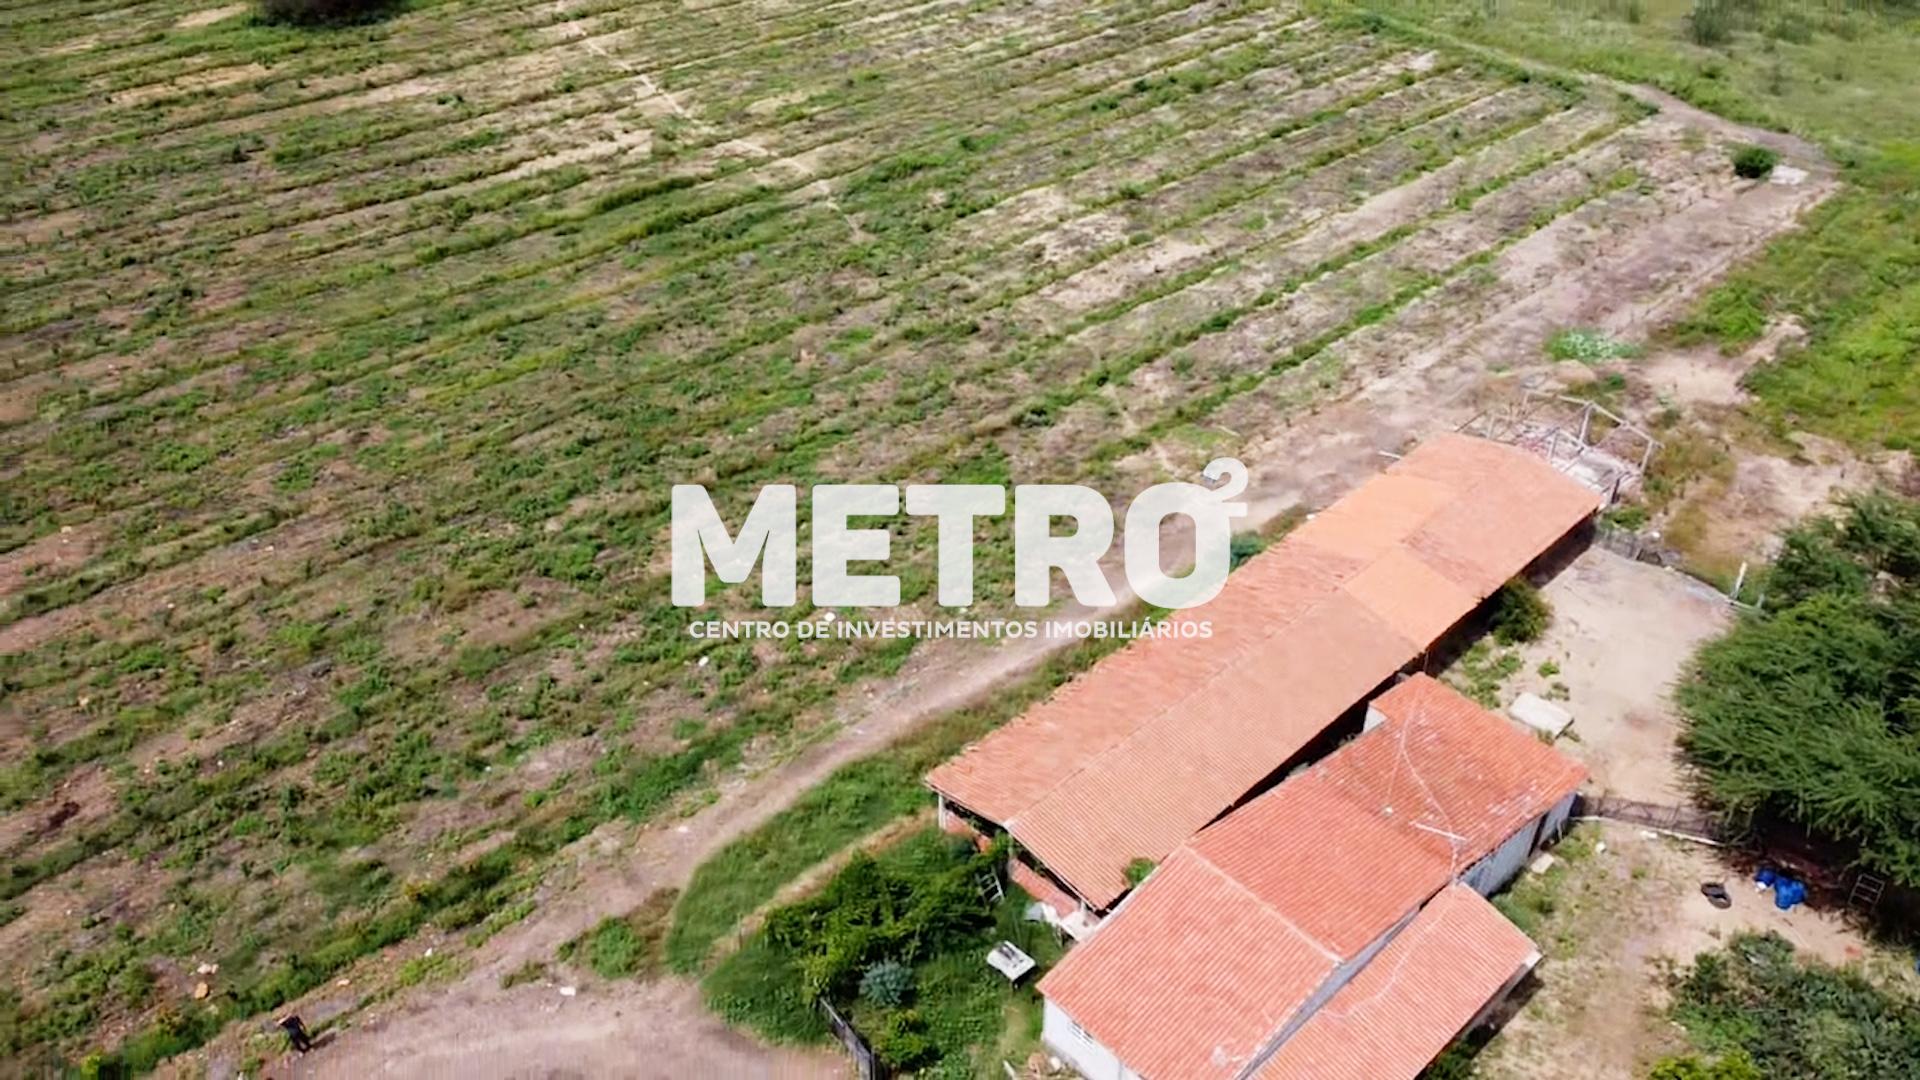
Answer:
[1547,328,1640,363]
[256,0,397,25]
[865,1007,934,1069]
[859,960,914,1008]
[1687,0,1739,46]
[1678,493,1920,885]
[761,841,998,998]
[1229,533,1266,568]
[1489,579,1551,645]
[1732,145,1780,180]
[1650,1052,1763,1080]
[1667,933,1920,1078]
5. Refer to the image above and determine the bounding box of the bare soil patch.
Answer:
[174,4,249,29]
[1474,823,1911,1080]
[1507,547,1731,803]
[0,525,97,599]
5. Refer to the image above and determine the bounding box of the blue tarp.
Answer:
[1753,866,1806,909]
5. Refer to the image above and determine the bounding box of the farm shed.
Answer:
[1036,674,1585,1080]
[926,434,1600,927]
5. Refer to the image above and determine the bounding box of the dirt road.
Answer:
[217,76,1838,1080]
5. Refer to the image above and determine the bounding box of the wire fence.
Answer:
[1575,793,1747,844]
[819,997,884,1080]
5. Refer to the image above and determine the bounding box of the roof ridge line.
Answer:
[1006,577,1413,871]
[1190,847,1343,965]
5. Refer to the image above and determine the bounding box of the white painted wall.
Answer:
[1043,1000,1141,1080]
[1463,814,1542,896]
[1538,791,1576,845]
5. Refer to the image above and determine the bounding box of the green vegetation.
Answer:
[1124,857,1157,886]
[1447,639,1525,708]
[0,0,1844,1066]
[559,888,678,980]
[1490,578,1553,644]
[256,0,399,26]
[1423,1040,1485,1079]
[664,630,1124,975]
[1649,1051,1762,1080]
[1729,144,1778,179]
[858,960,914,1008]
[704,829,1060,1073]
[499,960,547,990]
[1547,327,1641,363]
[1341,0,1920,452]
[1665,932,1920,1079]
[1677,493,1920,886]
[1489,824,1596,942]
[1678,149,1920,449]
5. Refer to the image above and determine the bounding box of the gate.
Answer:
[819,997,884,1080]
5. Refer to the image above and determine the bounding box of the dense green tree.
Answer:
[1677,493,1920,885]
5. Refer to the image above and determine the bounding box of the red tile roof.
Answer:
[1037,675,1584,1080]
[927,435,1599,908]
[1036,850,1340,1079]
[1252,884,1541,1080]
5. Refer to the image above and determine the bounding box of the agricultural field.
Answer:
[0,0,1840,1072]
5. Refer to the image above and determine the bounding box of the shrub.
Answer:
[762,842,997,998]
[1489,580,1551,645]
[1686,0,1739,46]
[1602,503,1649,531]
[1667,933,1920,1077]
[1732,145,1780,180]
[865,1007,934,1069]
[256,0,398,25]
[1650,1052,1763,1080]
[1547,328,1640,363]
[859,960,914,1008]
[1124,858,1156,886]
[1229,532,1266,569]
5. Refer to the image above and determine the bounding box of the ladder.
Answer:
[1848,872,1887,915]
[976,868,1004,905]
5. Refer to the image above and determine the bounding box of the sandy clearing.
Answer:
[1506,547,1732,803]
[257,978,839,1079]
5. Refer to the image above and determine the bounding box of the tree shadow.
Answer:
[255,0,408,29]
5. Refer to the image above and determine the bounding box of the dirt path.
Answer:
[277,978,833,1080]
[266,615,1104,1077]
[217,71,1837,1079]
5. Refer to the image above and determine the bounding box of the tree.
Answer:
[256,0,397,25]
[1677,493,1920,886]
[1490,578,1551,644]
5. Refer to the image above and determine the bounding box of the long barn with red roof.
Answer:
[926,434,1600,929]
